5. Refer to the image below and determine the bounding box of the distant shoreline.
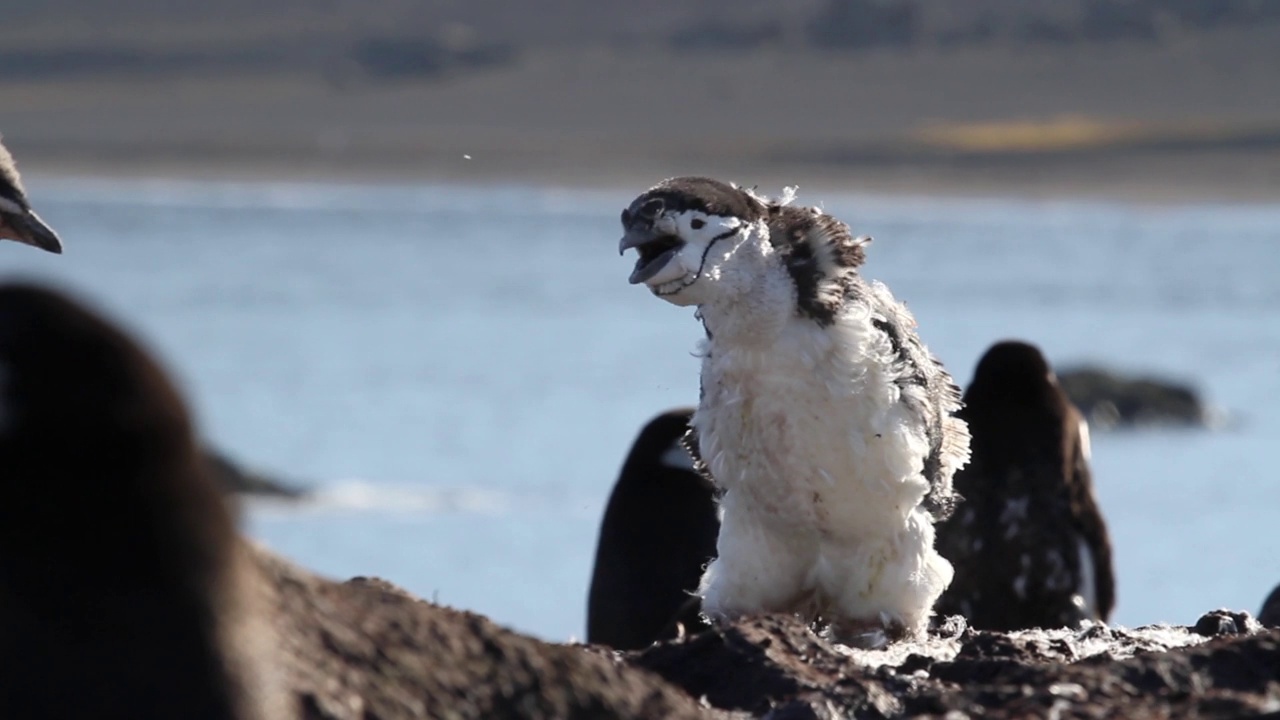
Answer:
[22,146,1280,208]
[7,34,1279,207]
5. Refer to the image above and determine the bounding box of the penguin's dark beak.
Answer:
[620,225,686,286]
[618,224,661,256]
[0,207,62,254]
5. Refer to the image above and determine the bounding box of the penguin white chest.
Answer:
[693,313,933,540]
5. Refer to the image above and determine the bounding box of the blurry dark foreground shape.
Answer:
[203,448,309,499]
[0,281,288,719]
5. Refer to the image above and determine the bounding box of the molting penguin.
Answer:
[0,282,287,719]
[0,137,62,253]
[934,340,1116,631]
[617,177,971,643]
[587,407,718,650]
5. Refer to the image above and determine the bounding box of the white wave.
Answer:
[246,479,512,515]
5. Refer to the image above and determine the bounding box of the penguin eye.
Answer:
[691,218,706,230]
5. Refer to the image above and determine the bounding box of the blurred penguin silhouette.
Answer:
[0,282,288,719]
[587,408,718,649]
[935,340,1115,631]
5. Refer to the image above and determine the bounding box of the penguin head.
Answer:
[618,176,768,307]
[967,340,1059,399]
[618,176,868,320]
[0,139,62,254]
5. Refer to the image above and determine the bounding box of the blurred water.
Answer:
[8,174,1280,641]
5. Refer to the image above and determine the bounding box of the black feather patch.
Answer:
[766,205,868,326]
[863,290,964,521]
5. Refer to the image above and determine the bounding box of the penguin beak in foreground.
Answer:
[0,207,62,254]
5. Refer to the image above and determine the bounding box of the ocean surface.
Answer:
[8,174,1279,642]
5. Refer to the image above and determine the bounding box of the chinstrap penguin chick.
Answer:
[617,176,970,643]
[0,282,287,719]
[0,137,62,253]
[587,408,718,649]
[934,340,1116,631]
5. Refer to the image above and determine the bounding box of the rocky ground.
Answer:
[257,548,714,720]
[257,545,1280,719]
[1056,367,1216,430]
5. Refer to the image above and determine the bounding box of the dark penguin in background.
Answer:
[0,137,62,253]
[1259,584,1280,627]
[587,408,719,650]
[0,283,287,719]
[935,340,1116,631]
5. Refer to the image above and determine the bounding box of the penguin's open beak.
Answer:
[618,225,660,256]
[0,206,62,254]
[620,226,686,285]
